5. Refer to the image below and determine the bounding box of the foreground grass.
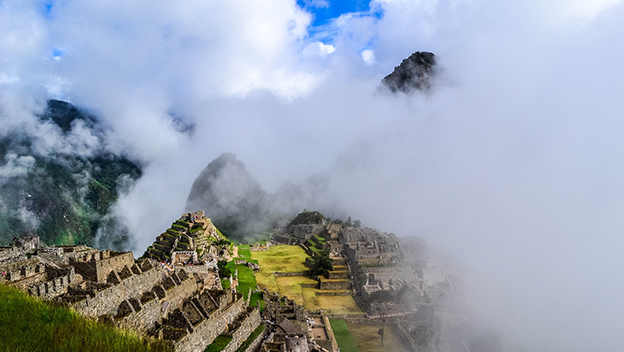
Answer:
[0,284,172,352]
[329,319,361,352]
[345,321,411,352]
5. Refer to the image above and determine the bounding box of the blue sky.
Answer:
[297,0,372,27]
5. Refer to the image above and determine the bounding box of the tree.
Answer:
[311,252,333,276]
[217,260,231,279]
[369,290,393,346]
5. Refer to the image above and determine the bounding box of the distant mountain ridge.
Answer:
[185,153,344,242]
[0,99,142,250]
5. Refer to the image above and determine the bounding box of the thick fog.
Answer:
[2,0,624,350]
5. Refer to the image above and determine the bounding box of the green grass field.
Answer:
[0,284,172,352]
[251,245,310,273]
[251,245,310,293]
[345,321,412,352]
[235,264,257,300]
[329,319,361,352]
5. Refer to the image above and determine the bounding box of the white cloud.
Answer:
[360,49,375,64]
[0,154,35,179]
[2,0,624,351]
[302,41,336,57]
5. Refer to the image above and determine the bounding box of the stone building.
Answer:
[1,234,263,352]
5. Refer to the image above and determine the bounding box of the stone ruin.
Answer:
[142,210,226,263]
[0,234,263,352]
[261,290,338,352]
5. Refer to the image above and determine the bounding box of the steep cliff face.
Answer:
[380,51,437,94]
[0,100,142,249]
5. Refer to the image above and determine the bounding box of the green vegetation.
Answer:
[235,264,257,301]
[252,245,310,293]
[310,252,333,276]
[290,210,326,225]
[249,292,265,311]
[313,234,327,244]
[234,324,265,352]
[0,284,172,352]
[203,335,232,352]
[251,245,310,274]
[237,246,252,261]
[217,260,232,279]
[307,237,326,256]
[330,319,361,352]
[221,279,231,290]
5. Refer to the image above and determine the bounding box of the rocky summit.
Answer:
[380,51,437,94]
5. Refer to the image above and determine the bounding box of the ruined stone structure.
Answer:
[341,227,401,265]
[261,290,338,352]
[1,233,263,352]
[143,210,226,262]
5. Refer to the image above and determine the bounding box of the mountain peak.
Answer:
[380,51,437,94]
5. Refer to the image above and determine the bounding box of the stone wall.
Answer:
[238,324,266,352]
[273,271,309,277]
[72,251,134,283]
[115,294,162,332]
[174,294,248,352]
[319,279,351,290]
[327,271,349,279]
[222,308,262,352]
[0,247,26,264]
[71,264,162,317]
[28,267,75,299]
[162,272,198,314]
[316,290,350,296]
[322,315,339,352]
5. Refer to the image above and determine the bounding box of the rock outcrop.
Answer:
[380,51,437,94]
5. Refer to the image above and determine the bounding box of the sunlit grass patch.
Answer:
[301,288,363,314]
[251,245,309,273]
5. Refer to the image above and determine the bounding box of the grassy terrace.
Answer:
[235,264,257,301]
[0,284,172,352]
[250,245,362,315]
[329,319,360,352]
[301,289,362,314]
[306,237,326,256]
[251,245,310,293]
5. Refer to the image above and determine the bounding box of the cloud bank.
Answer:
[2,0,624,350]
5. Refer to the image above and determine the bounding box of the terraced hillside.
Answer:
[142,211,226,261]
